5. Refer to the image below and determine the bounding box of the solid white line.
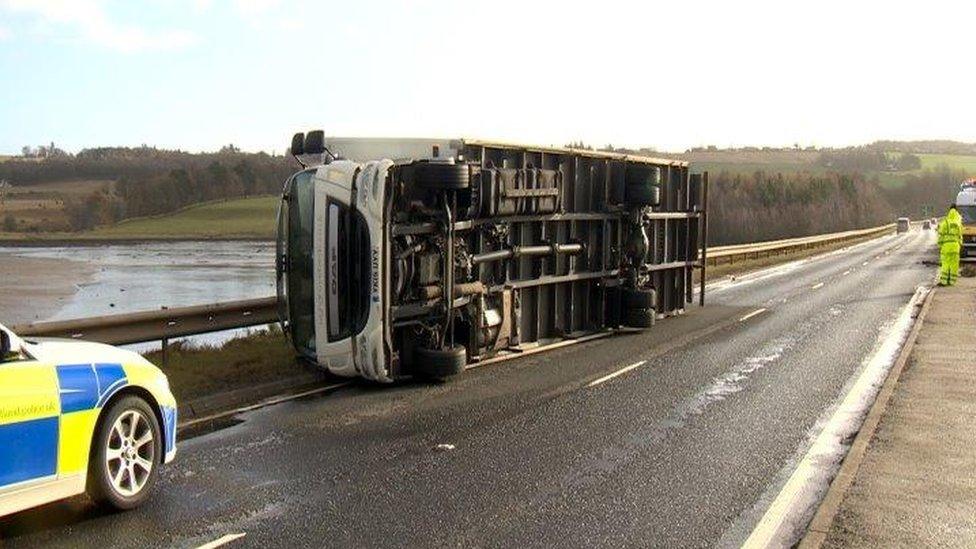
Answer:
[741,287,924,548]
[587,360,647,387]
[811,282,824,290]
[738,308,768,322]
[196,533,246,549]
[178,382,353,430]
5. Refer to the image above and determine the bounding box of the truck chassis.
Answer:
[384,141,707,378]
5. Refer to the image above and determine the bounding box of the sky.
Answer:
[1,0,975,155]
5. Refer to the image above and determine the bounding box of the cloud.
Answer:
[0,0,195,52]
[232,0,281,16]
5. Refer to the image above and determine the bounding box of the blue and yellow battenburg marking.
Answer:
[0,362,176,489]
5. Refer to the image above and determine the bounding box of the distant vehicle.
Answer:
[0,324,177,517]
[922,220,931,230]
[956,180,976,262]
[897,217,910,233]
[276,133,706,382]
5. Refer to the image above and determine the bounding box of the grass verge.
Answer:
[144,328,314,402]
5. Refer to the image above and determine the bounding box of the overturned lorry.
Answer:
[275,133,708,382]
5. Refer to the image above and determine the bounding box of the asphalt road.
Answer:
[0,229,938,548]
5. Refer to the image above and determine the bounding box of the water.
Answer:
[0,241,276,347]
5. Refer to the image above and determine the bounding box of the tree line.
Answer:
[0,146,296,230]
[0,145,965,241]
[705,168,962,245]
[815,148,920,172]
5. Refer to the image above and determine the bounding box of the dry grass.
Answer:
[143,328,315,402]
[1,179,115,231]
[682,150,819,166]
[7,179,114,196]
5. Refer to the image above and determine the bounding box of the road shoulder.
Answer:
[802,277,976,547]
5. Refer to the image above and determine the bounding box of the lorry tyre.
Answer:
[415,344,467,378]
[622,288,656,309]
[626,166,662,187]
[624,307,656,328]
[625,183,661,208]
[87,395,162,511]
[415,163,470,190]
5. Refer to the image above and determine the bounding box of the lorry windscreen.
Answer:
[326,202,371,341]
[957,205,976,225]
[285,171,316,358]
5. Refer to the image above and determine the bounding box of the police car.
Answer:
[0,324,177,517]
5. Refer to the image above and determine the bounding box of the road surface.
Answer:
[0,229,937,548]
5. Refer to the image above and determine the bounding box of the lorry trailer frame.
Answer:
[275,133,708,382]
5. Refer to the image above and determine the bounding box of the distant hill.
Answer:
[866,140,976,155]
[0,146,295,232]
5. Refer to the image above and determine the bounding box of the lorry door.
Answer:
[312,162,359,376]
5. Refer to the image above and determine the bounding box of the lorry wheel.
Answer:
[87,396,162,511]
[626,166,662,187]
[415,163,470,190]
[622,288,656,309]
[624,307,656,328]
[415,344,467,378]
[625,183,661,208]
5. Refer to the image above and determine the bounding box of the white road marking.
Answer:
[435,443,456,451]
[196,533,246,549]
[862,261,868,266]
[811,282,824,290]
[178,382,353,430]
[738,308,768,322]
[741,287,925,548]
[587,360,647,387]
[842,269,851,276]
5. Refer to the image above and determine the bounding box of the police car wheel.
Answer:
[87,396,162,510]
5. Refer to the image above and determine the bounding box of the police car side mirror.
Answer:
[0,331,10,360]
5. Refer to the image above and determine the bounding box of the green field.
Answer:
[915,153,976,173]
[86,195,279,239]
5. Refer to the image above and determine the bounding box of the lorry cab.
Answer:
[276,135,392,381]
[955,179,976,262]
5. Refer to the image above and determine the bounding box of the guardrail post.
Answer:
[161,337,169,368]
[699,172,709,307]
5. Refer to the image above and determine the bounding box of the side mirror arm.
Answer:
[0,330,11,361]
